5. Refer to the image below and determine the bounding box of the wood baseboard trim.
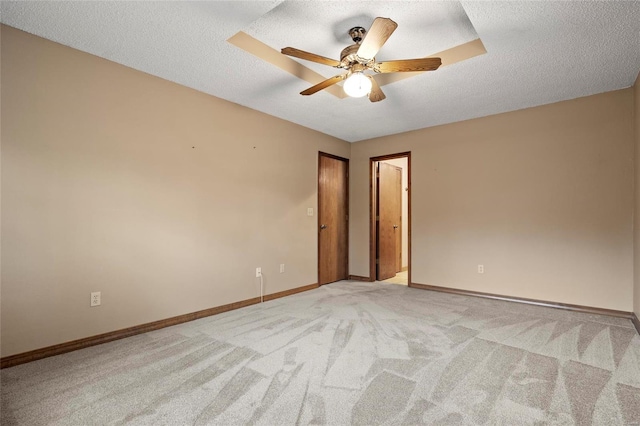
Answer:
[401,266,408,272]
[632,313,640,335]
[409,282,634,320]
[1,282,319,369]
[263,283,319,301]
[349,275,374,282]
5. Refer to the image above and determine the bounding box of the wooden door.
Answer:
[377,162,402,280]
[318,153,348,285]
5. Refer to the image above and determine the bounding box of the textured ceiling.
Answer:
[2,1,639,143]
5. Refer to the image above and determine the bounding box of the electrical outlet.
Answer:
[256,267,262,277]
[307,208,313,216]
[280,264,285,273]
[478,265,484,274]
[90,291,101,307]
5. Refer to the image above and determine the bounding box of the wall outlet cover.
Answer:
[90,291,101,307]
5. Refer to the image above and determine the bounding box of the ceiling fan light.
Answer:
[343,72,372,98]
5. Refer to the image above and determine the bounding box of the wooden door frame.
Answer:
[318,151,349,285]
[370,152,411,284]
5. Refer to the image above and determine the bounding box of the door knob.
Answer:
[320,224,327,230]
[393,225,398,229]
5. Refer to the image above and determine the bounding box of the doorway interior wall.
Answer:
[370,153,411,284]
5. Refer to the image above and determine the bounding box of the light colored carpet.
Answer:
[382,270,408,285]
[2,281,640,425]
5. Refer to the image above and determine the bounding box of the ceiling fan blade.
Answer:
[367,76,386,102]
[281,47,341,67]
[377,58,442,73]
[228,32,347,99]
[301,74,346,96]
[375,38,486,87]
[357,17,398,60]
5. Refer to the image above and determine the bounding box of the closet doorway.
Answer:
[370,153,410,285]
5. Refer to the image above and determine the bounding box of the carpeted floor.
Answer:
[382,270,408,285]
[2,281,640,425]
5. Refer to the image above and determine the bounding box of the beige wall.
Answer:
[634,71,640,320]
[351,89,634,311]
[0,26,349,357]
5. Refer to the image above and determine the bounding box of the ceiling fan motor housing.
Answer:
[340,44,359,66]
[341,26,376,69]
[340,45,375,69]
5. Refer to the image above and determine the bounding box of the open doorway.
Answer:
[370,153,410,285]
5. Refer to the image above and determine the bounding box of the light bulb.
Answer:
[343,72,372,98]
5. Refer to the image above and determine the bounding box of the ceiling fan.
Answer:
[281,17,442,102]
